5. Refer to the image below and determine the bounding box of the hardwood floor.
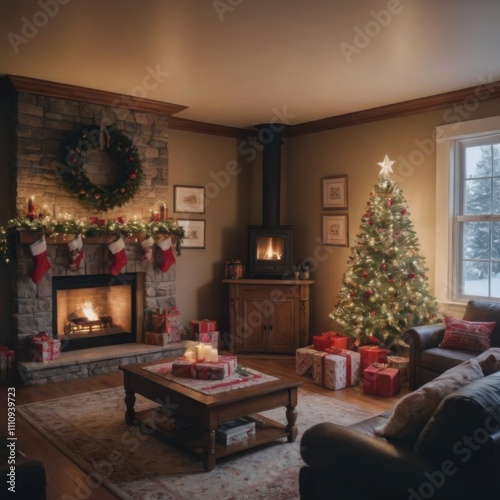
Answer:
[0,354,408,500]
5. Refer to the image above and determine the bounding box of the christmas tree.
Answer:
[329,155,440,348]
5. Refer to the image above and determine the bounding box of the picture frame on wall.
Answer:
[174,185,205,214]
[178,219,205,249]
[322,215,349,246]
[322,175,348,209]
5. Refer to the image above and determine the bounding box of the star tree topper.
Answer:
[377,154,395,179]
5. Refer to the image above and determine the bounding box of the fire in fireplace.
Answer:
[52,274,137,351]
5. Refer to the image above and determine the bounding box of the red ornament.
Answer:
[401,209,407,215]
[129,171,137,179]
[128,156,134,162]
[380,262,387,271]
[350,291,356,297]
[362,272,369,279]
[388,278,395,283]
[386,198,393,207]
[364,211,371,218]
[408,273,415,279]
[370,310,376,316]
[120,188,126,193]
[365,289,372,297]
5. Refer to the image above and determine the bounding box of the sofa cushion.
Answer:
[440,317,496,352]
[415,370,500,458]
[419,347,474,372]
[375,358,484,441]
[463,299,500,347]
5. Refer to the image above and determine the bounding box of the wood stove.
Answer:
[52,274,137,351]
[246,225,293,278]
[246,124,294,278]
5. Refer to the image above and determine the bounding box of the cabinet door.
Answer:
[238,297,268,352]
[268,295,299,353]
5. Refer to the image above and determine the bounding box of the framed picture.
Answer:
[322,175,348,209]
[174,185,205,214]
[322,215,349,246]
[178,219,205,249]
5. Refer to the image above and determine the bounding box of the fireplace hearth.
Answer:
[53,274,137,351]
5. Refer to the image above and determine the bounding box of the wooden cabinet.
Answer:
[223,279,313,354]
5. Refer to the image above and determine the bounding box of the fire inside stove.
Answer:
[256,236,285,261]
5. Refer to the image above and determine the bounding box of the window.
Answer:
[436,116,500,306]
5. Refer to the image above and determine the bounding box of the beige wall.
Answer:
[167,129,254,338]
[287,99,500,336]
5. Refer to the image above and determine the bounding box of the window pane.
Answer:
[493,222,500,260]
[465,145,491,178]
[494,144,500,176]
[463,221,490,259]
[463,260,489,297]
[464,179,492,214]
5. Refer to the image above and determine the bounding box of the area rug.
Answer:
[18,386,376,500]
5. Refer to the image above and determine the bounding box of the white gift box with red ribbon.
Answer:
[312,349,361,390]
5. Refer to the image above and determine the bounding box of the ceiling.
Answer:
[1,0,500,129]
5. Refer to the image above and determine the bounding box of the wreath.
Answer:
[57,125,143,212]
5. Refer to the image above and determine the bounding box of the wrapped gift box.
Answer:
[29,332,51,363]
[152,307,183,334]
[295,345,317,376]
[387,355,409,387]
[358,345,388,372]
[50,338,61,360]
[312,349,360,391]
[190,319,217,334]
[313,332,349,351]
[172,355,237,380]
[145,329,181,346]
[195,330,219,348]
[363,365,400,396]
[0,347,15,383]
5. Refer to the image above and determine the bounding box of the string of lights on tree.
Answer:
[329,155,440,348]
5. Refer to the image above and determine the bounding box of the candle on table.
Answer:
[203,344,212,361]
[196,343,204,360]
[210,349,219,362]
[184,350,194,360]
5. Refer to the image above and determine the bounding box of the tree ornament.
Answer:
[57,125,143,212]
[365,289,372,297]
[362,271,369,279]
[380,262,387,272]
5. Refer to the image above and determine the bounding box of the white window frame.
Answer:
[435,115,500,315]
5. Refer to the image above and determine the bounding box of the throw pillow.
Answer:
[439,317,496,352]
[374,358,484,441]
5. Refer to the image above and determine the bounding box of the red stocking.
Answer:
[141,236,154,263]
[68,233,84,271]
[108,236,127,275]
[30,235,51,284]
[157,236,175,273]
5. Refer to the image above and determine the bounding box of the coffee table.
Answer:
[120,359,302,471]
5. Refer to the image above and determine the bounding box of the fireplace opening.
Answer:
[52,274,137,351]
[256,236,285,261]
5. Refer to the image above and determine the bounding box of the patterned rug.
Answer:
[18,386,376,500]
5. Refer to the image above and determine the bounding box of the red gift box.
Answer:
[30,332,51,363]
[313,332,349,351]
[363,365,400,396]
[153,307,183,334]
[172,355,237,380]
[358,345,388,372]
[50,338,61,360]
[0,346,15,383]
[195,331,219,348]
[190,319,217,334]
[313,335,332,351]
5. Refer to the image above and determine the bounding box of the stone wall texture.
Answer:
[10,92,176,357]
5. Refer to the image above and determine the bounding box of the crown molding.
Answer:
[2,74,188,116]
[287,80,500,137]
[168,116,250,138]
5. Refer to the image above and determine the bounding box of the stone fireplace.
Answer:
[2,75,188,382]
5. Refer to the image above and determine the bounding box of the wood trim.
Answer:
[4,74,188,116]
[287,80,500,137]
[168,116,249,138]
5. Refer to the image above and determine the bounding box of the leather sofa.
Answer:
[0,432,46,499]
[406,299,500,388]
[299,358,500,500]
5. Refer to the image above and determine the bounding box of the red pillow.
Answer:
[439,317,496,352]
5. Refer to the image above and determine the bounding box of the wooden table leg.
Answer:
[124,387,136,425]
[202,429,216,471]
[286,403,298,442]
